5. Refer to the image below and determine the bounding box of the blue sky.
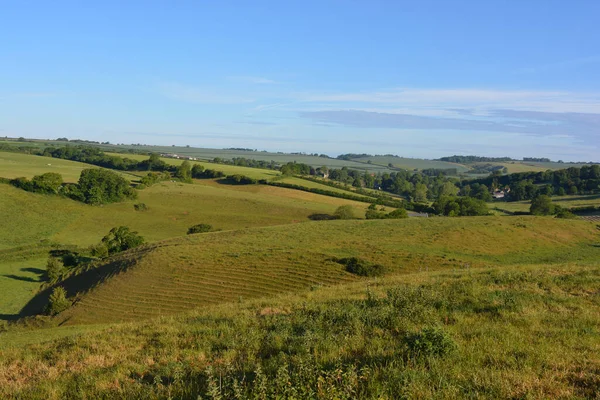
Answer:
[1,1,599,161]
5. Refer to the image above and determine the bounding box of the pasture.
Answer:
[490,194,600,214]
[351,155,471,173]
[0,151,137,183]
[22,216,600,325]
[1,261,599,398]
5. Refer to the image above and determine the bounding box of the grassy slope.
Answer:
[1,262,599,399]
[29,217,600,325]
[0,151,137,183]
[0,182,367,317]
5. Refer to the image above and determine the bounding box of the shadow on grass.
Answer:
[0,313,20,321]
[21,267,46,275]
[1,274,44,283]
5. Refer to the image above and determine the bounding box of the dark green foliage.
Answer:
[193,169,226,179]
[46,286,70,315]
[225,174,258,184]
[530,195,555,216]
[333,205,356,220]
[77,169,137,204]
[191,164,205,178]
[133,203,148,211]
[433,196,489,216]
[10,173,63,195]
[46,257,65,283]
[139,171,170,187]
[366,207,408,219]
[101,226,144,255]
[404,327,457,358]
[336,257,386,277]
[187,224,213,234]
[175,161,193,183]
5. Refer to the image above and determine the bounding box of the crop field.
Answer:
[14,216,595,325]
[0,151,138,183]
[350,155,471,173]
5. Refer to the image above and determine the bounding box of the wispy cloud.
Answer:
[157,82,255,104]
[227,76,279,84]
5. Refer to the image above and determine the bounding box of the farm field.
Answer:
[104,152,281,180]
[11,216,599,326]
[490,194,600,214]
[0,151,138,183]
[351,155,471,173]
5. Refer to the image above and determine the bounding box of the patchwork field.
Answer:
[350,155,471,173]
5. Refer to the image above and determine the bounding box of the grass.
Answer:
[278,176,376,197]
[0,258,47,317]
[17,216,600,325]
[490,194,600,214]
[1,262,599,398]
[0,151,138,183]
[352,155,471,173]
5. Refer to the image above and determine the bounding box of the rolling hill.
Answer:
[15,216,599,325]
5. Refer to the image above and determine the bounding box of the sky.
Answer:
[1,1,599,161]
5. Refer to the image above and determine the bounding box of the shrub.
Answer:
[46,286,71,315]
[89,243,109,258]
[134,203,148,211]
[333,205,356,220]
[187,223,213,234]
[46,257,65,282]
[555,208,577,219]
[530,195,555,216]
[336,257,386,277]
[78,168,137,205]
[404,327,456,358]
[226,174,257,184]
[101,226,145,255]
[386,208,408,219]
[307,213,337,221]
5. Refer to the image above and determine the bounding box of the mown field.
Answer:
[10,217,597,326]
[0,151,138,183]
[1,261,599,399]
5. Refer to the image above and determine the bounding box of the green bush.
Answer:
[187,223,213,234]
[101,226,145,255]
[134,203,148,211]
[46,257,65,283]
[46,286,71,315]
[333,205,356,220]
[404,327,456,358]
[336,257,386,277]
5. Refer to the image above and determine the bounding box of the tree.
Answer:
[31,172,63,194]
[191,164,205,178]
[175,161,192,183]
[187,223,213,234]
[101,226,145,255]
[77,169,136,204]
[333,205,356,220]
[530,195,555,216]
[46,286,71,315]
[386,208,408,219]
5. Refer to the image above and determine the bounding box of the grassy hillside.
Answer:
[0,181,367,250]
[1,262,599,399]
[0,151,138,183]
[17,217,598,325]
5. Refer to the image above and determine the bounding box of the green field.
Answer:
[490,194,600,214]
[12,216,597,326]
[0,151,138,183]
[1,260,599,398]
[352,155,471,173]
